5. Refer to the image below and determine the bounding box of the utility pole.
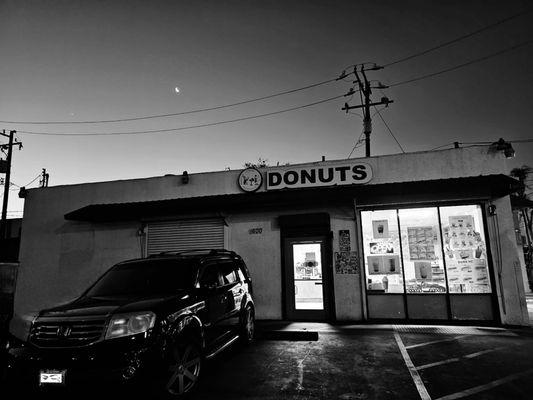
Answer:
[0,130,22,242]
[342,64,393,157]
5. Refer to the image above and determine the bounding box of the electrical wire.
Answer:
[373,106,405,153]
[0,77,342,125]
[18,94,345,136]
[346,107,384,158]
[383,9,532,68]
[24,174,42,187]
[390,39,533,87]
[347,129,365,159]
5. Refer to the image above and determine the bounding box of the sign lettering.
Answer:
[266,163,372,190]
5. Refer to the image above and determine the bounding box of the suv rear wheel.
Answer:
[240,305,255,344]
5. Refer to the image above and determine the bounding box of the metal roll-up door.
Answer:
[147,218,224,255]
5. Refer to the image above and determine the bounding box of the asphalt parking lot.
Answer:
[2,322,533,400]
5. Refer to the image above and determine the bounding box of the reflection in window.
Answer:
[440,205,491,293]
[361,210,404,293]
[399,208,446,293]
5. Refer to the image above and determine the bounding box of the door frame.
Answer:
[282,235,334,321]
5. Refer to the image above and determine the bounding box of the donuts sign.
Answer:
[266,162,372,190]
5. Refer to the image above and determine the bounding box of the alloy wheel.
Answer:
[166,342,202,396]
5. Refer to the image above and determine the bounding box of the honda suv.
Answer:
[4,249,255,397]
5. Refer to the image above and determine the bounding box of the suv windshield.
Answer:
[85,259,198,297]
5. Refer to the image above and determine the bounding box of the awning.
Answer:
[64,174,519,222]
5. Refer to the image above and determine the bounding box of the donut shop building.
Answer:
[11,145,531,339]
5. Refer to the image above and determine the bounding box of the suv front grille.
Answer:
[30,317,108,347]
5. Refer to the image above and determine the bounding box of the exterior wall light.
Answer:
[182,171,189,184]
[489,138,515,158]
[18,187,27,198]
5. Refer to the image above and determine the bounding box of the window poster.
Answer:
[339,230,351,252]
[369,241,395,254]
[414,261,433,280]
[448,215,479,259]
[367,255,400,275]
[367,255,383,275]
[446,258,490,293]
[372,220,389,239]
[407,227,437,260]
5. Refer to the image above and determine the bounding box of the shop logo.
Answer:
[238,167,263,192]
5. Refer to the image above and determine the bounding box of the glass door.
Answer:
[293,243,324,310]
[284,237,329,320]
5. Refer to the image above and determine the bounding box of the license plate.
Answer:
[39,370,66,385]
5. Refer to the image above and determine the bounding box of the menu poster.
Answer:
[414,261,433,280]
[449,215,475,253]
[339,230,351,252]
[407,227,437,260]
[372,220,389,239]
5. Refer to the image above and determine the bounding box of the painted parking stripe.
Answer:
[394,331,432,400]
[416,346,508,371]
[405,335,467,350]
[434,368,533,400]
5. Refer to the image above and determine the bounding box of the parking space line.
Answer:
[416,346,508,371]
[434,368,533,400]
[394,331,432,400]
[416,357,461,371]
[405,335,467,350]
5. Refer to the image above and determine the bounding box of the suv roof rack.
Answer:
[150,249,237,257]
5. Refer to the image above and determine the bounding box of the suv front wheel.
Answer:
[163,337,202,397]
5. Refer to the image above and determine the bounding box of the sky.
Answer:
[1,0,532,217]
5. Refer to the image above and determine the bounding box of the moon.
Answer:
[174,86,180,94]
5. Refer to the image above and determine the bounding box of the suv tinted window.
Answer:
[199,265,221,288]
[219,261,237,285]
[85,259,198,296]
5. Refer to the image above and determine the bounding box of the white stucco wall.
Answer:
[487,196,530,326]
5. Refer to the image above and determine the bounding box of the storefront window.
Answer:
[399,208,446,293]
[439,205,491,293]
[361,210,404,293]
[361,204,492,295]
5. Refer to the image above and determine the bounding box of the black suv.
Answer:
[4,249,255,397]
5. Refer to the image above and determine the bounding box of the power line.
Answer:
[0,77,341,125]
[24,173,42,187]
[18,94,345,136]
[383,9,532,68]
[12,37,533,138]
[430,138,533,151]
[390,39,533,87]
[373,106,405,153]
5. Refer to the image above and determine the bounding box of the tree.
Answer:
[243,158,290,169]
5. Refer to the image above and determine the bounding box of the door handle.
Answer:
[315,282,323,285]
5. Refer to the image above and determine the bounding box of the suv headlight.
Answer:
[105,312,156,340]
